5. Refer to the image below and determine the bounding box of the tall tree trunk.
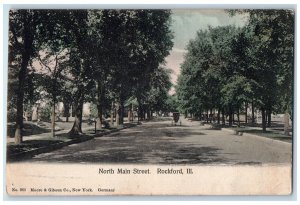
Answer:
[96,97,103,129]
[97,104,103,129]
[284,111,290,136]
[110,102,114,126]
[119,101,124,125]
[140,105,145,120]
[217,107,221,124]
[221,109,225,125]
[128,105,131,122]
[15,52,31,144]
[51,101,56,137]
[14,15,34,144]
[69,93,84,136]
[232,111,235,123]
[63,102,70,122]
[229,113,233,127]
[267,109,272,127]
[206,110,209,123]
[51,78,57,137]
[245,102,248,124]
[147,109,151,121]
[138,107,142,121]
[71,104,75,117]
[128,104,132,122]
[229,105,233,127]
[210,108,213,123]
[199,110,202,121]
[115,103,120,126]
[261,108,267,132]
[131,103,134,121]
[96,81,104,129]
[237,107,240,127]
[137,99,141,122]
[251,100,255,125]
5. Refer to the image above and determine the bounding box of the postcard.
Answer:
[6,8,293,196]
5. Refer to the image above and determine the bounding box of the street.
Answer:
[26,117,292,165]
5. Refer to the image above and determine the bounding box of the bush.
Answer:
[40,106,52,122]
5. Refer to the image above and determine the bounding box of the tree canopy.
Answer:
[176,9,294,131]
[8,9,174,143]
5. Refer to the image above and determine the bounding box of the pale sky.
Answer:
[165,9,248,93]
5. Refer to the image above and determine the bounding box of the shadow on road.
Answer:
[29,141,228,164]
[28,123,229,164]
[160,146,227,164]
[8,117,291,165]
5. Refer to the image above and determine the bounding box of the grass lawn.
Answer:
[6,122,51,138]
[7,139,64,157]
[233,127,292,143]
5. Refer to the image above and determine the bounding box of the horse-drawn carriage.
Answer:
[172,112,181,126]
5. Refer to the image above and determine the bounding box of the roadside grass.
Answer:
[7,132,94,162]
[196,120,293,143]
[6,121,137,161]
[188,118,293,143]
[7,122,51,138]
[232,127,292,143]
[7,133,75,160]
[7,139,64,157]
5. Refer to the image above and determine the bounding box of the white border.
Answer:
[1,1,299,204]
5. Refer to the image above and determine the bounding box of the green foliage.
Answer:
[40,105,52,122]
[9,9,174,134]
[145,66,173,112]
[89,103,98,119]
[176,9,294,122]
[164,94,179,113]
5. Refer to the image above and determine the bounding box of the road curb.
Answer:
[7,123,138,162]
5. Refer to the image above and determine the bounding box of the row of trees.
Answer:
[8,9,174,143]
[176,9,294,134]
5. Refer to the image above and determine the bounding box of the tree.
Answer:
[232,9,294,132]
[144,66,173,117]
[9,10,53,143]
[65,10,95,135]
[131,10,174,121]
[164,94,179,113]
[35,48,69,137]
[177,30,214,120]
[178,9,294,133]
[92,10,174,124]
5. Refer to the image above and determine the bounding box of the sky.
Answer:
[165,9,248,93]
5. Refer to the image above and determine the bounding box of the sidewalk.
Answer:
[6,122,139,162]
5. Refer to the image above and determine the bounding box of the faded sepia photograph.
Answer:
[5,8,294,196]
